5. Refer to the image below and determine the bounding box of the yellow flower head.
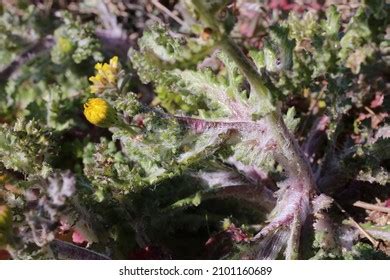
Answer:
[0,205,11,230]
[0,205,12,247]
[89,56,120,94]
[83,98,117,127]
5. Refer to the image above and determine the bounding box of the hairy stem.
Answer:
[218,25,314,180]
[219,36,272,101]
[192,0,317,259]
[222,34,316,260]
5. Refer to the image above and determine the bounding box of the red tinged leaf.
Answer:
[72,230,88,246]
[370,92,384,109]
[204,224,250,258]
[0,250,11,260]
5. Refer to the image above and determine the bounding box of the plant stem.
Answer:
[222,34,317,260]
[218,33,315,188]
[192,0,317,259]
[221,40,316,259]
[353,201,390,214]
[192,0,311,175]
[335,201,379,248]
[219,36,271,101]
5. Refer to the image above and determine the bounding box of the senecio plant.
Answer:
[0,0,389,259]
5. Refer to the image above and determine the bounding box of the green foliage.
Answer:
[51,12,103,64]
[0,0,389,260]
[0,5,40,66]
[344,243,389,260]
[130,23,215,113]
[0,119,52,177]
[263,26,295,73]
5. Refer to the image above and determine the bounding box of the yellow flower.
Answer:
[0,206,11,230]
[83,98,117,127]
[318,100,326,108]
[0,205,12,247]
[89,56,120,94]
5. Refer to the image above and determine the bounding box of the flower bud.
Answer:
[83,98,118,128]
